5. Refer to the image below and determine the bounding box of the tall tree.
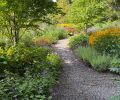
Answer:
[0,0,60,44]
[67,0,117,31]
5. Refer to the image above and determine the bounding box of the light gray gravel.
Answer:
[52,39,120,100]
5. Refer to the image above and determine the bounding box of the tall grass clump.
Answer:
[75,47,111,71]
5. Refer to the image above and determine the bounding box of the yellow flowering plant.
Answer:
[89,28,120,56]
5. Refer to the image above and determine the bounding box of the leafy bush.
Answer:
[19,32,34,47]
[75,47,111,71]
[42,26,68,40]
[67,0,115,30]
[0,72,56,100]
[109,95,120,100]
[0,45,62,99]
[89,28,120,56]
[33,26,68,46]
[0,45,50,75]
[109,56,120,74]
[33,36,56,46]
[69,34,88,48]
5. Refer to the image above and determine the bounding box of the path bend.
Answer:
[52,39,120,100]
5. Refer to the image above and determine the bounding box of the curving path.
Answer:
[52,38,120,100]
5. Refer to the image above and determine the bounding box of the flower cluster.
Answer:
[57,23,75,27]
[89,28,120,46]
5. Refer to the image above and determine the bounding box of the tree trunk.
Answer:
[13,12,20,45]
[14,29,19,45]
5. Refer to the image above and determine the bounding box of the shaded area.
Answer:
[52,39,120,100]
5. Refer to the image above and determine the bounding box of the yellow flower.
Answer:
[7,47,15,56]
[89,28,120,46]
[0,47,4,55]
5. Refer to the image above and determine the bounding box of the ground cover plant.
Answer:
[75,47,111,71]
[0,45,62,99]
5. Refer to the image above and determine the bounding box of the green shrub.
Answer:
[0,72,56,100]
[75,47,111,71]
[33,35,57,46]
[109,56,120,74]
[90,55,111,71]
[19,32,34,47]
[69,34,88,48]
[109,95,120,100]
[0,45,50,75]
[0,45,62,99]
[46,54,62,79]
[89,28,120,56]
[33,26,68,46]
[43,26,68,40]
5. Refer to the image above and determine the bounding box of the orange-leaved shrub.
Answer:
[33,36,56,46]
[89,28,120,56]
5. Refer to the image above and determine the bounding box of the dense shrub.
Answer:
[33,36,56,46]
[33,26,68,46]
[69,34,88,48]
[109,56,120,74]
[0,45,50,75]
[0,45,62,99]
[19,32,34,47]
[42,26,68,40]
[75,47,111,71]
[0,72,57,100]
[89,28,120,56]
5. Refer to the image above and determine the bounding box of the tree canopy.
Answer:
[0,0,60,44]
[67,0,119,30]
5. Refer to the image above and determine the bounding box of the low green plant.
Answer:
[69,34,88,48]
[19,32,34,47]
[0,72,56,100]
[0,45,50,75]
[43,26,68,40]
[33,26,68,46]
[109,95,120,100]
[90,54,111,71]
[0,45,62,99]
[75,47,111,71]
[109,56,120,74]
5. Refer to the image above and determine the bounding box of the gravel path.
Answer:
[52,38,120,100]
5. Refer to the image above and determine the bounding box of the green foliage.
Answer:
[33,26,68,46]
[0,0,60,44]
[0,45,50,75]
[95,35,120,56]
[109,95,120,100]
[43,26,68,40]
[109,56,120,74]
[90,28,120,57]
[19,31,34,47]
[75,47,111,71]
[90,55,111,71]
[0,44,62,99]
[67,0,116,30]
[0,72,56,99]
[55,0,70,22]
[69,34,88,48]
